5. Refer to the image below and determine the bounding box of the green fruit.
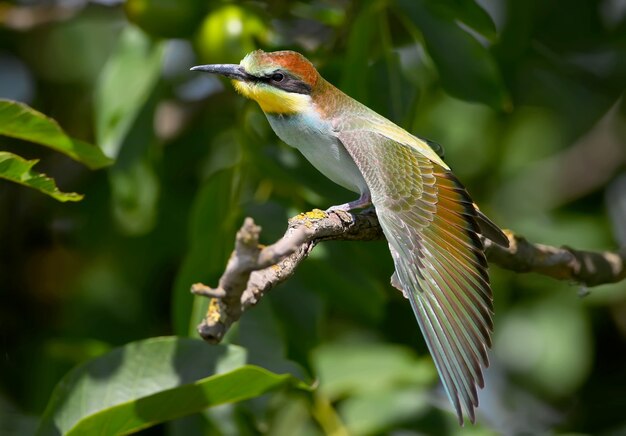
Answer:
[124,0,205,39]
[195,5,270,64]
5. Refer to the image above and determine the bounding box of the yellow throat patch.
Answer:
[233,80,310,115]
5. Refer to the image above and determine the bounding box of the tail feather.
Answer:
[473,207,509,248]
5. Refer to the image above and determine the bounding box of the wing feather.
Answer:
[337,129,494,424]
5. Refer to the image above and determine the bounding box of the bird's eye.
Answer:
[271,73,284,82]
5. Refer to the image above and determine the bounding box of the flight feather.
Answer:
[336,127,493,424]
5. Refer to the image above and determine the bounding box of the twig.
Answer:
[482,233,626,287]
[192,209,626,343]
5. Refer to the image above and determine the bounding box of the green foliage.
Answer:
[429,0,498,41]
[195,4,271,65]
[1,0,625,434]
[124,0,206,39]
[95,26,165,159]
[396,0,510,110]
[0,152,83,202]
[0,99,112,201]
[37,337,308,435]
[173,166,243,336]
[0,100,112,169]
[312,341,436,434]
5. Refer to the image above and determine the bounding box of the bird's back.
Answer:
[312,79,448,168]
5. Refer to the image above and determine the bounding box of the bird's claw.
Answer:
[326,192,372,213]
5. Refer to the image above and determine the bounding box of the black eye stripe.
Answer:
[251,72,311,95]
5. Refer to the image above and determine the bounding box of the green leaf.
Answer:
[340,0,380,102]
[110,156,160,236]
[340,388,429,435]
[425,0,497,41]
[172,131,243,336]
[312,341,436,400]
[0,393,39,436]
[95,26,165,159]
[300,254,387,324]
[396,0,510,110]
[37,337,309,436]
[312,341,437,434]
[0,152,83,202]
[0,99,113,169]
[496,293,592,397]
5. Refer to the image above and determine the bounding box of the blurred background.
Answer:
[1,0,626,434]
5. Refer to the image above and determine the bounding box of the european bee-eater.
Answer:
[191,50,509,424]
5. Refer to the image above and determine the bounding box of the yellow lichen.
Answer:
[291,209,327,227]
[206,299,222,323]
[305,209,327,220]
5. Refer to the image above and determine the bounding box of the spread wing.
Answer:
[337,129,493,424]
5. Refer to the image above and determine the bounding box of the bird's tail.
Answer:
[473,206,509,248]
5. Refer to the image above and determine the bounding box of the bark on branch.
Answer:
[191,209,626,343]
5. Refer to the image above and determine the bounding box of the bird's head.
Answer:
[191,50,319,115]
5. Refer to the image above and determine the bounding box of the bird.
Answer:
[191,50,509,425]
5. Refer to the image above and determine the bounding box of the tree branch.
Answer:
[192,209,626,343]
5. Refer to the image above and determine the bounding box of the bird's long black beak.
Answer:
[190,64,251,81]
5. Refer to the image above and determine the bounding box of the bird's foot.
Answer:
[326,192,372,213]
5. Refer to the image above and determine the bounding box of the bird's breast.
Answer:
[266,110,368,195]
